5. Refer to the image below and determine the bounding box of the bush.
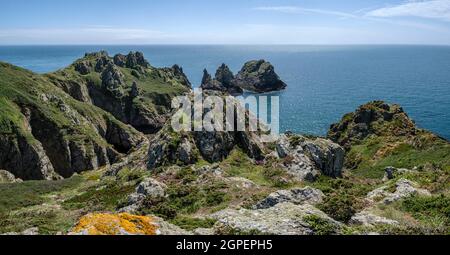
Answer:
[318,194,358,223]
[303,215,339,235]
[170,216,216,231]
[400,195,450,227]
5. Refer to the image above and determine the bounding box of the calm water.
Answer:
[0,45,449,139]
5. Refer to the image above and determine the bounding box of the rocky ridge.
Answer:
[200,60,286,94]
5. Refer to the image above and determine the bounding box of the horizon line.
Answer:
[1,43,450,47]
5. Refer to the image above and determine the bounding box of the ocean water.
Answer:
[0,45,449,139]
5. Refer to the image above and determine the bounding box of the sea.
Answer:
[0,45,449,139]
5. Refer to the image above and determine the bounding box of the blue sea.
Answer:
[0,45,449,139]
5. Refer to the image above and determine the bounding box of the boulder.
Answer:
[350,211,399,227]
[303,138,345,178]
[211,203,341,235]
[122,177,167,212]
[233,60,287,93]
[2,227,39,235]
[0,170,22,183]
[366,179,431,205]
[255,187,324,209]
[275,134,344,181]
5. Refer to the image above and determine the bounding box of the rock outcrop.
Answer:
[200,65,243,95]
[211,203,342,235]
[255,187,324,209]
[349,211,399,227]
[46,51,191,134]
[200,61,286,95]
[0,62,144,180]
[0,170,22,183]
[328,101,418,150]
[275,134,344,181]
[366,178,431,205]
[233,60,287,93]
[68,213,188,235]
[121,177,167,212]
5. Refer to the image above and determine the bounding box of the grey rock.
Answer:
[233,60,287,93]
[211,203,341,235]
[275,134,344,181]
[101,63,125,98]
[74,61,92,75]
[303,138,345,178]
[0,170,22,183]
[350,211,399,227]
[193,228,215,235]
[2,227,39,235]
[366,179,431,205]
[123,177,167,211]
[255,187,324,209]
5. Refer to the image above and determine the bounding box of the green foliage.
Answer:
[0,176,83,214]
[312,176,370,223]
[140,181,229,220]
[303,215,339,235]
[169,216,217,231]
[62,181,136,212]
[400,195,450,228]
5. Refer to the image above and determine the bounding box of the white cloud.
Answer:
[254,6,358,19]
[367,0,450,21]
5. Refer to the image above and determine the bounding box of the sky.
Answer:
[1,0,450,45]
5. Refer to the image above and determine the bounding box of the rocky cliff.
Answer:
[200,60,287,94]
[0,62,144,180]
[46,51,191,134]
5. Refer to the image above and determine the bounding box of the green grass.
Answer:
[62,181,137,212]
[169,216,217,231]
[0,176,84,214]
[348,135,450,179]
[399,195,449,231]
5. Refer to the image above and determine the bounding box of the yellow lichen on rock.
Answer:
[70,213,158,235]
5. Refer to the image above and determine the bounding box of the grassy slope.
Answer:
[0,62,138,147]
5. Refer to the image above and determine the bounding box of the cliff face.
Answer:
[0,62,143,180]
[46,51,191,134]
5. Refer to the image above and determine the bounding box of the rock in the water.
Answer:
[350,211,399,227]
[211,203,341,235]
[0,170,22,183]
[255,187,324,209]
[233,60,287,93]
[200,68,243,95]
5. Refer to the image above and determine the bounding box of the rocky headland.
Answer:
[0,52,448,235]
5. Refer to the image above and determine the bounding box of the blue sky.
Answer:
[1,0,450,45]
